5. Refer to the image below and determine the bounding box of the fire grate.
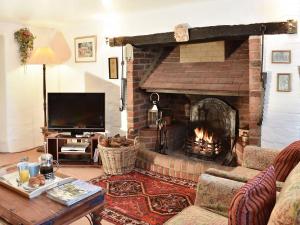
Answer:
[184,97,237,165]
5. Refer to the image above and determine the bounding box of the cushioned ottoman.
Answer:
[164,206,227,225]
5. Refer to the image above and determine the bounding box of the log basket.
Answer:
[98,136,139,175]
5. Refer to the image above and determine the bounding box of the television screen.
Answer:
[48,93,105,133]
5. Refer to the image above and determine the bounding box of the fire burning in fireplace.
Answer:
[192,128,222,157]
[195,128,213,143]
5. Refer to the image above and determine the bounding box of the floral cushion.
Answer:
[273,140,300,182]
[228,166,276,225]
[195,173,244,217]
[164,205,227,225]
[268,162,300,225]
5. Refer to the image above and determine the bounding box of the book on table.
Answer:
[47,179,102,206]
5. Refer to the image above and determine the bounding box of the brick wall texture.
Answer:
[248,36,262,145]
[127,36,262,146]
[141,40,249,96]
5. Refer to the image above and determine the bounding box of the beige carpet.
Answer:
[0,148,113,225]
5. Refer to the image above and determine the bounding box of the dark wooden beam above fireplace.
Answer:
[109,20,297,47]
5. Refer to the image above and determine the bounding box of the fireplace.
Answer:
[185,97,237,164]
[107,21,296,180]
[126,36,263,165]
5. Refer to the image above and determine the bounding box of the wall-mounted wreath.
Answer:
[14,28,35,65]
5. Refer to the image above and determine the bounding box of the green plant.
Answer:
[14,28,35,65]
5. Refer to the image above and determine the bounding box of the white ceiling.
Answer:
[0,0,198,27]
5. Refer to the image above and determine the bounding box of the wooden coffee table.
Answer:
[0,177,105,225]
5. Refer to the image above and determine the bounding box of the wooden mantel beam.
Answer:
[109,20,297,47]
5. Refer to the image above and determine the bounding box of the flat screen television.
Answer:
[47,93,105,135]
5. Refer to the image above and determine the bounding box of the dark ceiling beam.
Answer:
[109,20,297,47]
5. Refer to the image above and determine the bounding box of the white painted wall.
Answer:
[262,34,300,148]
[55,21,127,137]
[0,35,7,151]
[0,22,63,152]
[96,0,299,36]
[1,0,300,151]
[0,21,127,152]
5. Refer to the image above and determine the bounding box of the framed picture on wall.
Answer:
[277,73,291,92]
[271,50,291,64]
[74,36,97,63]
[108,57,118,79]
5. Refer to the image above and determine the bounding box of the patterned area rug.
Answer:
[90,168,197,225]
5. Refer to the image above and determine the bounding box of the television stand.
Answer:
[46,133,101,166]
[75,133,94,138]
[55,132,95,138]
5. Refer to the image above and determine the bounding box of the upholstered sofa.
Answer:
[205,145,284,190]
[164,146,300,225]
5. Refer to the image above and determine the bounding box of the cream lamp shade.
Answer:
[28,47,58,64]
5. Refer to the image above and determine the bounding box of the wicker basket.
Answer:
[98,136,139,175]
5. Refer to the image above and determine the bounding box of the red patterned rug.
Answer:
[90,168,196,225]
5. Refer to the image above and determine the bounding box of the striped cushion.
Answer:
[273,140,300,182]
[228,166,276,225]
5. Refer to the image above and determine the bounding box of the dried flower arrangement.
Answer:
[14,28,35,65]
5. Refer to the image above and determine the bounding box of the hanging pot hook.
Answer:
[150,92,160,105]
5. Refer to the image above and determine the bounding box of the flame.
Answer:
[194,128,213,143]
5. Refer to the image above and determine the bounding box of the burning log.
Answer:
[192,128,222,156]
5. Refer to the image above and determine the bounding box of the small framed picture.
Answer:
[74,36,97,63]
[272,50,291,64]
[277,73,291,92]
[108,57,118,79]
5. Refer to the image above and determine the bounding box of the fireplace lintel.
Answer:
[143,88,249,97]
[109,20,297,47]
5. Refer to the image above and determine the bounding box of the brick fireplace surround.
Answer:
[127,36,263,181]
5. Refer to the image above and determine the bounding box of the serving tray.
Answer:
[0,164,75,199]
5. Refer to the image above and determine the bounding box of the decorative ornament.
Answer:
[174,23,190,42]
[14,28,35,65]
[125,43,134,61]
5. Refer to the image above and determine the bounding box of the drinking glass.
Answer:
[17,162,30,183]
[28,162,40,177]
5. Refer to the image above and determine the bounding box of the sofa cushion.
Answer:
[206,166,261,183]
[206,167,284,192]
[163,205,227,225]
[242,145,278,171]
[228,166,276,225]
[268,162,300,225]
[195,173,244,217]
[273,140,300,182]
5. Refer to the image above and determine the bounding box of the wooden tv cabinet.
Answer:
[46,133,100,166]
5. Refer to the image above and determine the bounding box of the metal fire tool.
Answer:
[155,118,168,154]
